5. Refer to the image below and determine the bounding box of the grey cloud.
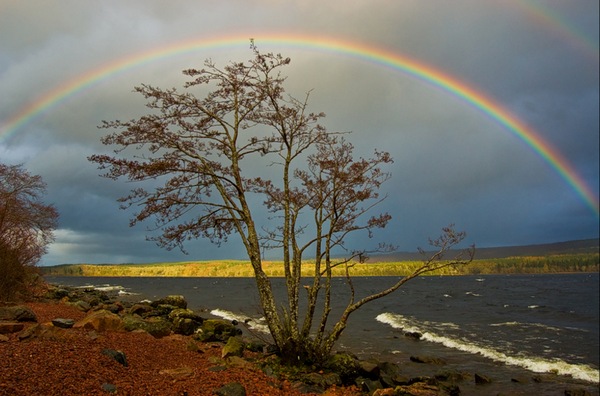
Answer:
[1,1,596,265]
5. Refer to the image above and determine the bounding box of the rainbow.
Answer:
[1,33,598,216]
[518,0,599,63]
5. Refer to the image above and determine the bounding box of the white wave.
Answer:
[94,285,125,292]
[443,294,452,298]
[210,308,270,334]
[490,321,520,327]
[376,313,599,383]
[528,305,540,309]
[465,291,481,297]
[118,290,139,296]
[475,278,485,282]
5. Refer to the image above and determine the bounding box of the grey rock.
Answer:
[355,377,382,393]
[52,318,75,328]
[101,349,128,367]
[410,355,447,365]
[0,306,37,322]
[474,373,492,385]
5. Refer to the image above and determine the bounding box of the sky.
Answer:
[0,0,598,266]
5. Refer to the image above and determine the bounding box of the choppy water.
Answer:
[46,273,599,395]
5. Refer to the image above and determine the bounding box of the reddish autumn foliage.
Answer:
[0,163,58,301]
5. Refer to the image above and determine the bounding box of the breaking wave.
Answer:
[376,312,599,383]
[210,308,270,334]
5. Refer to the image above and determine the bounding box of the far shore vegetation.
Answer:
[42,252,599,277]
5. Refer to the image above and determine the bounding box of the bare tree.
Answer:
[90,42,474,364]
[0,163,59,301]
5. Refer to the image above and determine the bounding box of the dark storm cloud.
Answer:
[0,0,597,265]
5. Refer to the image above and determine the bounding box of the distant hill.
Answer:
[370,238,599,262]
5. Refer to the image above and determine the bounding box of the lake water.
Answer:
[46,273,599,395]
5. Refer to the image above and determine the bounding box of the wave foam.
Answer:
[376,312,599,383]
[90,284,125,292]
[210,308,270,334]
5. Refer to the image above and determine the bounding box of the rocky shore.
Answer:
[0,285,596,395]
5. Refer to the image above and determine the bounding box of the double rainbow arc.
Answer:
[1,34,598,216]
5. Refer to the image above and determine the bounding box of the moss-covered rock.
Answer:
[121,314,172,338]
[152,295,187,309]
[324,352,361,384]
[222,336,245,358]
[194,319,241,342]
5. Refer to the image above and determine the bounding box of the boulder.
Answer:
[393,382,446,395]
[74,310,123,332]
[0,322,24,334]
[101,349,128,367]
[169,308,203,335]
[0,306,37,322]
[474,373,492,385]
[325,352,361,384]
[73,300,91,312]
[45,287,70,300]
[142,317,172,338]
[301,372,342,389]
[0,334,9,342]
[152,295,187,309]
[122,314,148,332]
[129,303,153,316]
[168,308,195,320]
[122,314,172,338]
[194,319,241,342]
[244,340,265,353]
[222,336,245,358]
[410,355,447,365]
[378,361,409,387]
[51,318,75,329]
[214,382,246,396]
[101,302,124,314]
[290,381,323,394]
[173,317,199,336]
[18,323,70,341]
[434,370,470,383]
[145,304,178,318]
[359,359,381,378]
[355,377,383,394]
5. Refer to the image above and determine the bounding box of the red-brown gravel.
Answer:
[0,301,360,396]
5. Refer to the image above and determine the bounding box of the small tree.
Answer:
[90,42,474,364]
[0,163,59,301]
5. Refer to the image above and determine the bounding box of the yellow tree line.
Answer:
[42,253,598,277]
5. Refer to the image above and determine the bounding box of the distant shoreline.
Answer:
[41,252,599,277]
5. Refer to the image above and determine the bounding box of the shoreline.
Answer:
[0,284,597,395]
[1,289,359,396]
